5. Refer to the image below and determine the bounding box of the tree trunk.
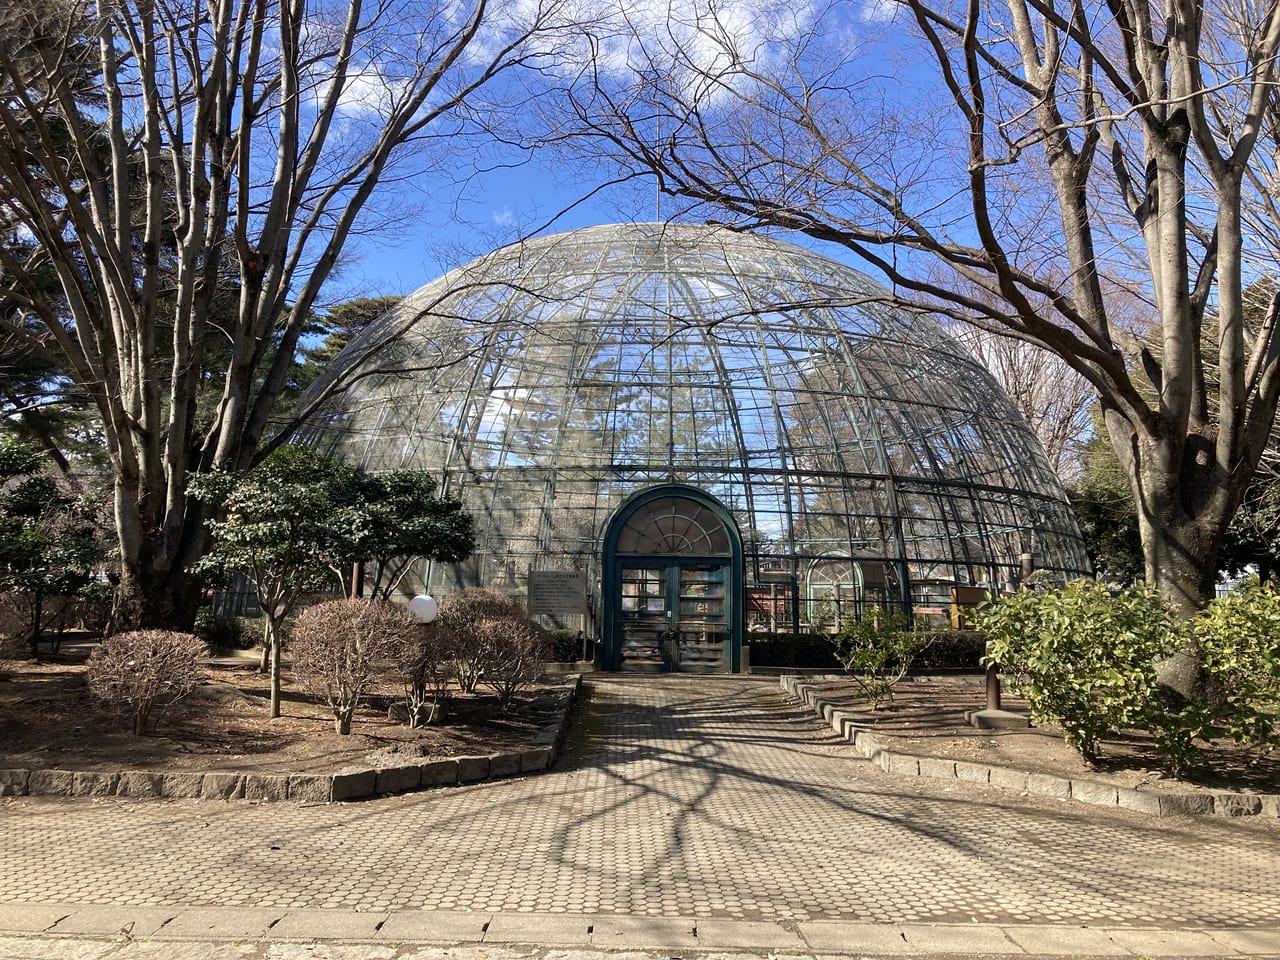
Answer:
[1137,505,1218,703]
[112,561,204,634]
[335,710,352,735]
[269,618,283,718]
[259,621,271,673]
[27,588,44,660]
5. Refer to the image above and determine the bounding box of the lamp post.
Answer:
[409,594,439,624]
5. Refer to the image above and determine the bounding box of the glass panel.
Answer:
[675,564,727,671]
[619,565,668,670]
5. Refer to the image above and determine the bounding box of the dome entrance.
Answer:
[603,485,744,673]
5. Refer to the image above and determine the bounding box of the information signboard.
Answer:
[527,569,589,616]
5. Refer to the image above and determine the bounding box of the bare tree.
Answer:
[554,0,1280,695]
[0,0,576,627]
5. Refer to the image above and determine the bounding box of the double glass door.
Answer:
[618,561,729,672]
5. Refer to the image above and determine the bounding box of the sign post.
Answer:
[527,569,590,661]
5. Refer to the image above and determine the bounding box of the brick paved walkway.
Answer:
[1,675,1278,928]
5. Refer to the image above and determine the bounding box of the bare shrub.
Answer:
[86,630,207,734]
[437,589,522,693]
[392,622,457,727]
[290,599,418,735]
[475,615,552,713]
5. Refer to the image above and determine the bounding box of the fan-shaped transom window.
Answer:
[615,496,732,555]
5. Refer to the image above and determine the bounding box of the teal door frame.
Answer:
[601,484,744,672]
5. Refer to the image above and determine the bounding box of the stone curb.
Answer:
[781,675,1280,818]
[2,905,1276,956]
[0,675,582,805]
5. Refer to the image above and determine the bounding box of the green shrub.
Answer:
[746,632,842,669]
[911,630,986,670]
[1192,580,1280,757]
[831,610,932,708]
[545,628,585,662]
[194,608,245,651]
[974,580,1178,762]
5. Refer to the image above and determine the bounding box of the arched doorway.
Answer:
[601,485,744,672]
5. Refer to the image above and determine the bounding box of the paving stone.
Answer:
[159,906,286,938]
[331,770,376,801]
[1262,794,1280,817]
[456,756,490,783]
[70,772,119,797]
[116,771,165,798]
[243,775,289,802]
[418,759,459,787]
[3,675,1280,938]
[161,772,205,798]
[953,761,989,784]
[1025,773,1070,799]
[917,757,956,780]
[26,770,75,796]
[798,921,916,953]
[375,766,422,795]
[286,775,333,803]
[1001,923,1131,955]
[267,909,387,939]
[1158,792,1215,816]
[376,910,489,941]
[1214,792,1262,816]
[519,748,550,773]
[200,772,244,800]
[0,769,29,796]
[1116,787,1162,815]
[0,904,74,932]
[987,765,1028,792]
[1070,779,1118,807]
[1105,927,1229,955]
[484,912,592,944]
[487,753,522,779]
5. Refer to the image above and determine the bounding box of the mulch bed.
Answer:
[806,676,1280,795]
[0,653,556,775]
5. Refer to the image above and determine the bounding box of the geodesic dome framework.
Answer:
[299,222,1089,672]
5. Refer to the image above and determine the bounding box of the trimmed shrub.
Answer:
[974,580,1178,762]
[911,630,986,670]
[392,621,457,727]
[545,628,584,662]
[194,608,245,651]
[437,588,522,693]
[87,630,207,734]
[1192,580,1280,757]
[475,615,552,712]
[746,632,842,669]
[291,599,419,734]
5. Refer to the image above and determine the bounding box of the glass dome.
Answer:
[299,222,1089,663]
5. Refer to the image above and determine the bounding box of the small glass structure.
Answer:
[299,222,1090,671]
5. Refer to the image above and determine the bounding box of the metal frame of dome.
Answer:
[298,222,1089,668]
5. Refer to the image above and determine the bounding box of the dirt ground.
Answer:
[806,676,1280,795]
[0,652,561,775]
